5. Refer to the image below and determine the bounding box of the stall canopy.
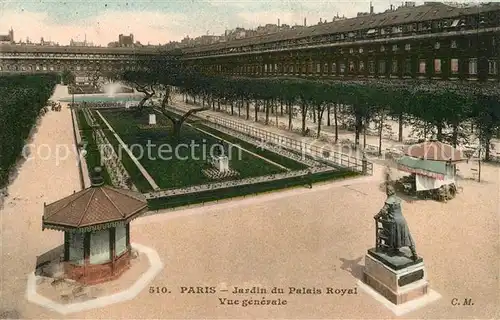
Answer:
[397,156,449,180]
[403,141,465,162]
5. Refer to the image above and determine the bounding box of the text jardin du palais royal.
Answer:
[149,286,358,307]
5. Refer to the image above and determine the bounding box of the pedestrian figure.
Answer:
[306,170,313,189]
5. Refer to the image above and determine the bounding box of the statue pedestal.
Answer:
[363,248,428,305]
[149,114,157,125]
[212,156,229,173]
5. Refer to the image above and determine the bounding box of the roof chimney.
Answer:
[90,166,105,187]
[319,18,322,24]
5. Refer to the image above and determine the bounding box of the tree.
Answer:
[61,69,75,85]
[121,70,157,111]
[310,81,329,138]
[88,66,103,90]
[157,92,210,138]
[471,94,500,161]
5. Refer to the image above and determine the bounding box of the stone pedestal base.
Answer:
[363,249,428,305]
[211,156,229,173]
[64,251,131,285]
[149,114,156,125]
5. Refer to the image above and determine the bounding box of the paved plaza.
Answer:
[0,88,498,319]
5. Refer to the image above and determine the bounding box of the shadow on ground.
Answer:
[35,244,64,277]
[339,256,364,280]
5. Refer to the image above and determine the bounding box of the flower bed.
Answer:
[75,109,112,185]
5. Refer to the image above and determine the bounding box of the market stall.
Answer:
[395,141,465,201]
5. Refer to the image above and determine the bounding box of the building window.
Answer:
[379,60,386,74]
[316,63,321,73]
[90,229,111,264]
[404,59,412,75]
[359,48,364,53]
[419,60,426,74]
[392,26,402,33]
[488,60,497,75]
[434,59,441,73]
[451,40,457,48]
[450,59,459,74]
[392,44,398,52]
[340,62,346,73]
[116,224,127,256]
[392,60,398,73]
[323,63,328,73]
[435,42,440,49]
[359,61,365,72]
[331,62,337,74]
[68,232,84,265]
[349,60,355,72]
[380,45,385,52]
[468,58,478,74]
[368,60,375,74]
[405,43,411,51]
[349,48,354,54]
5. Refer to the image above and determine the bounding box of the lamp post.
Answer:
[478,147,482,183]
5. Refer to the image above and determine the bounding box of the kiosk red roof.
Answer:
[43,185,148,231]
[403,141,464,162]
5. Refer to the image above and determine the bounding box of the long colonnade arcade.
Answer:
[184,2,500,82]
[0,59,147,74]
[192,33,499,82]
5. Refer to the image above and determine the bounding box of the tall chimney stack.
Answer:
[304,17,307,26]
[278,18,280,27]
[370,1,374,14]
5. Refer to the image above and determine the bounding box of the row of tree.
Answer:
[0,74,58,188]
[117,60,500,160]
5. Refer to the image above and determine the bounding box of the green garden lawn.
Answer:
[99,110,291,189]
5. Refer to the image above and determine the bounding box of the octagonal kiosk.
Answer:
[42,167,148,284]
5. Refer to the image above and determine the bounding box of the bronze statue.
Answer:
[374,185,418,261]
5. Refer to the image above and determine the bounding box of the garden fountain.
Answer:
[103,82,123,97]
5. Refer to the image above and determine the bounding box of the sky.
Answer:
[0,0,485,46]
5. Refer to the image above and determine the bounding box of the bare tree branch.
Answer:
[180,107,210,123]
[159,108,177,124]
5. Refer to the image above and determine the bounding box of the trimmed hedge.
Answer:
[0,74,58,188]
[147,169,358,210]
